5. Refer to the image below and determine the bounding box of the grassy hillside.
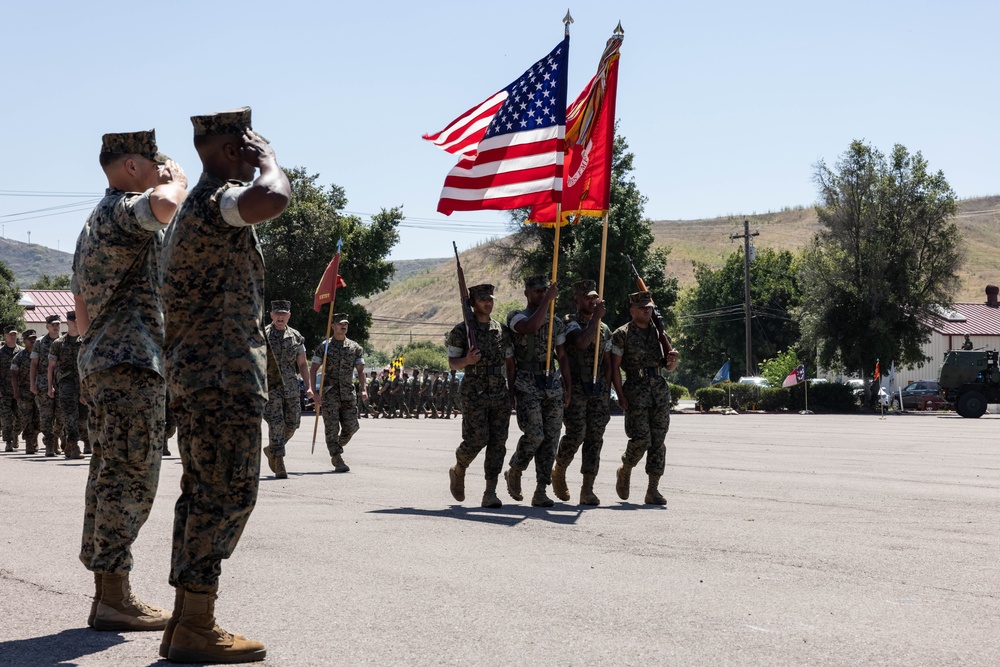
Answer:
[363,196,1000,353]
[0,238,73,287]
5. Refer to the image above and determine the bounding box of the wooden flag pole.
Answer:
[311,299,336,454]
[591,210,610,385]
[544,205,563,380]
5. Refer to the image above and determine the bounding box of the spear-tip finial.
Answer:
[336,237,343,253]
[614,21,624,36]
[563,9,573,35]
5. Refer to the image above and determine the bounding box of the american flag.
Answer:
[424,37,569,215]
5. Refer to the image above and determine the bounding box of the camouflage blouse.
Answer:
[266,324,306,398]
[564,313,612,378]
[49,334,82,384]
[162,173,266,401]
[31,334,58,391]
[311,337,364,400]
[611,322,665,377]
[72,187,165,381]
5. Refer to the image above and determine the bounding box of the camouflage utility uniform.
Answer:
[506,308,566,485]
[74,185,166,573]
[162,172,266,593]
[556,313,612,477]
[262,323,305,457]
[11,347,39,452]
[32,331,62,455]
[611,322,670,477]
[0,341,22,449]
[50,333,89,454]
[313,337,364,457]
[447,319,513,481]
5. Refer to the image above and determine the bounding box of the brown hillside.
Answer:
[364,197,1000,353]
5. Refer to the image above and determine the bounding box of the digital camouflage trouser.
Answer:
[320,390,359,456]
[621,377,671,476]
[1,395,17,446]
[556,379,611,476]
[509,383,563,485]
[16,394,39,449]
[170,388,263,593]
[456,380,510,480]
[262,389,301,457]
[36,387,62,452]
[79,365,164,574]
[58,376,89,448]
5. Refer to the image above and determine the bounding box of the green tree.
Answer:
[29,274,72,290]
[798,141,961,377]
[673,247,801,389]
[390,340,449,371]
[490,131,678,329]
[257,167,402,348]
[759,348,801,388]
[0,261,25,332]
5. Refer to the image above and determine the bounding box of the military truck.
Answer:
[938,349,1000,418]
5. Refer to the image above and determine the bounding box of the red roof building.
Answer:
[20,290,75,334]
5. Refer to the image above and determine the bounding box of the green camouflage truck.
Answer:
[938,349,1000,418]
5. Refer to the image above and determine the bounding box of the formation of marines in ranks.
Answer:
[2,104,680,666]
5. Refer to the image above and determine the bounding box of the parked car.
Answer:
[738,376,771,388]
[890,380,950,411]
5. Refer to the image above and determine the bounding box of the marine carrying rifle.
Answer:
[454,242,477,352]
[626,255,678,371]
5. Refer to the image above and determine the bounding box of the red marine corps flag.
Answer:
[313,238,347,313]
[528,25,622,226]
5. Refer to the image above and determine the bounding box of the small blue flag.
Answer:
[712,360,730,385]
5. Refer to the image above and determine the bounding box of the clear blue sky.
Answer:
[1,1,997,260]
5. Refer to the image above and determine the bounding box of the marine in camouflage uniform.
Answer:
[419,369,436,418]
[74,128,186,634]
[446,284,515,508]
[552,280,613,506]
[367,371,381,418]
[49,319,90,457]
[448,369,462,415]
[609,291,681,506]
[32,315,63,457]
[503,275,572,507]
[11,330,40,454]
[310,312,365,472]
[0,330,22,451]
[261,300,311,479]
[161,108,289,663]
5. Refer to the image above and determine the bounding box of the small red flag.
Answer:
[313,240,347,313]
[873,361,880,382]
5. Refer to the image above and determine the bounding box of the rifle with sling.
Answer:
[626,255,678,371]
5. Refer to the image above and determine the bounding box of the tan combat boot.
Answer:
[551,461,570,501]
[449,462,467,502]
[262,446,276,474]
[45,441,56,457]
[158,587,184,658]
[645,475,667,505]
[25,438,37,455]
[167,589,266,664]
[504,467,523,501]
[274,455,287,479]
[616,464,632,500]
[87,572,101,627]
[481,478,502,508]
[580,473,600,506]
[331,453,350,473]
[92,573,170,631]
[531,482,555,507]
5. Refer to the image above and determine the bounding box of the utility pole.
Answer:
[730,220,759,377]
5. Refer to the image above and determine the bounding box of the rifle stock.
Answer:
[626,255,676,368]
[454,242,477,351]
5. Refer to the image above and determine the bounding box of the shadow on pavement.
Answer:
[0,627,126,666]
[369,504,586,526]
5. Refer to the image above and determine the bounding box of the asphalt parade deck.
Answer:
[1,411,998,666]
